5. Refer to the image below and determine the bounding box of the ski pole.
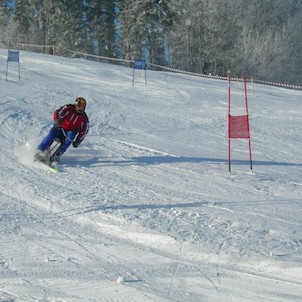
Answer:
[49,140,61,153]
[61,128,77,142]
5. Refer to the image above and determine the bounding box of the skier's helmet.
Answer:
[75,97,86,113]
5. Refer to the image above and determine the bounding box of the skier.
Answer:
[35,97,89,163]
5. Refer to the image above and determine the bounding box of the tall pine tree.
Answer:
[117,0,175,64]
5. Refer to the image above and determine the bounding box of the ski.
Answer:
[34,156,60,173]
[33,138,63,172]
[47,161,60,173]
[48,157,60,173]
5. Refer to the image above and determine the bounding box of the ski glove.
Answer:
[54,118,62,129]
[72,139,81,148]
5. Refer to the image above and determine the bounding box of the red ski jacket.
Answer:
[53,104,89,142]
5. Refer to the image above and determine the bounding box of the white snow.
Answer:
[0,49,302,302]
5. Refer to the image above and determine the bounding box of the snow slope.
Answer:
[0,49,302,301]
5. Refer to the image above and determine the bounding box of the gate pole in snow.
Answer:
[6,50,21,80]
[228,72,253,172]
[228,71,231,172]
[132,59,147,85]
[243,75,253,170]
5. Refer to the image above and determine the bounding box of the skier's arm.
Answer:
[53,105,71,129]
[53,105,70,121]
[73,116,89,148]
[53,107,64,129]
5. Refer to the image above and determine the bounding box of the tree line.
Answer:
[0,0,301,84]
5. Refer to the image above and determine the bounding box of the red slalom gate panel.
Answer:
[228,114,250,139]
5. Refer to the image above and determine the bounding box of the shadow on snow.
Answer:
[64,155,302,168]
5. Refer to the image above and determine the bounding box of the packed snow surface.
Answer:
[0,49,302,301]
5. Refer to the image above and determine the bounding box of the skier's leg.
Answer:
[37,127,62,151]
[58,131,76,155]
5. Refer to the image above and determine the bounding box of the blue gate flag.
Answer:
[6,50,21,80]
[134,59,147,70]
[8,50,20,62]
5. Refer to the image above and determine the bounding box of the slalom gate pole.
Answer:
[18,61,21,80]
[5,61,8,80]
[243,75,253,170]
[251,77,254,96]
[228,71,231,172]
[132,68,135,85]
[243,75,249,115]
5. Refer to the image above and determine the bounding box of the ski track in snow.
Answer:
[0,49,302,301]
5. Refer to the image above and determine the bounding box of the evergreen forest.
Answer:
[0,0,301,84]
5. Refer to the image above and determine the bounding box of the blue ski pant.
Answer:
[37,126,76,154]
